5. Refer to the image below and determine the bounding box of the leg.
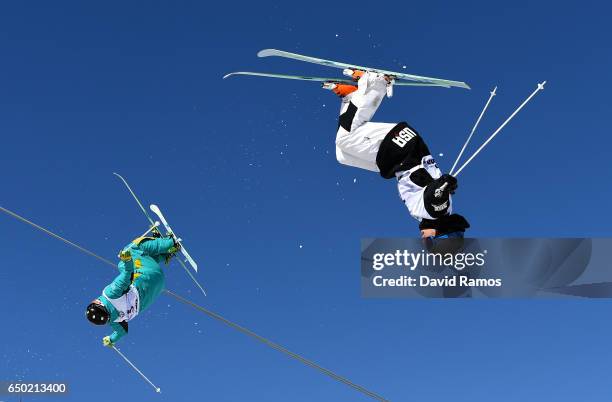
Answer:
[335,122,396,172]
[138,237,175,258]
[134,262,166,302]
[345,72,389,131]
[334,72,395,172]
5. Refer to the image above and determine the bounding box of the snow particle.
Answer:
[439,153,444,157]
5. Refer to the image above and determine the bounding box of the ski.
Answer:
[113,173,207,296]
[257,48,470,89]
[223,71,448,87]
[113,173,156,226]
[150,204,198,273]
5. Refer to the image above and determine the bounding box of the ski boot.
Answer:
[343,69,395,97]
[322,69,365,97]
[322,82,357,97]
[342,68,365,81]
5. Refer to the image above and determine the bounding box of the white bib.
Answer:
[103,285,141,322]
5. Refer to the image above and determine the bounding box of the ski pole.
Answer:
[453,81,546,177]
[111,345,161,393]
[450,86,497,175]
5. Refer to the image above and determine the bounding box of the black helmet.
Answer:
[86,302,109,325]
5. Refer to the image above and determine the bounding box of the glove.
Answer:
[102,336,114,348]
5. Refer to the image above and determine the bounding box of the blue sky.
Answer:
[1,1,611,401]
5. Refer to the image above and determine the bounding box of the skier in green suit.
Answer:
[85,234,180,346]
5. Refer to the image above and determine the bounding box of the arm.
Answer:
[103,322,128,346]
[138,237,176,258]
[108,321,128,344]
[103,259,134,299]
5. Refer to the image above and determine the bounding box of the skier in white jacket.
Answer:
[324,71,469,239]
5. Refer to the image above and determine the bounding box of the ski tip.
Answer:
[155,388,161,393]
[257,48,280,58]
[150,204,160,213]
[438,81,469,90]
[222,72,253,80]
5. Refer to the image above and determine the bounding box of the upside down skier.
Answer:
[86,232,180,346]
[323,71,470,239]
